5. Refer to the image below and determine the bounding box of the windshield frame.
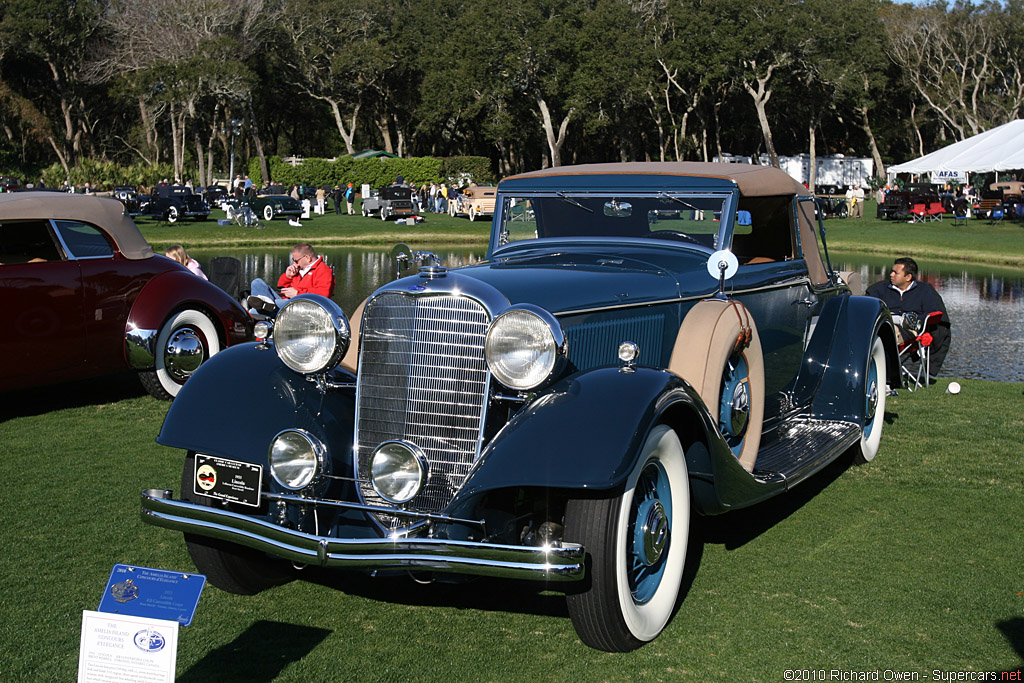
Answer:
[489,190,737,259]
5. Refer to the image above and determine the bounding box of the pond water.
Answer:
[830,253,1024,383]
[190,246,1024,383]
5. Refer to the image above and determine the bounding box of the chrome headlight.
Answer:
[484,305,566,391]
[371,441,428,504]
[268,430,325,490]
[273,294,350,374]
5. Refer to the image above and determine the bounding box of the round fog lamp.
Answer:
[254,320,272,341]
[371,441,428,504]
[269,430,322,490]
[618,341,639,363]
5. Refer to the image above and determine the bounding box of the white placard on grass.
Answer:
[78,610,178,683]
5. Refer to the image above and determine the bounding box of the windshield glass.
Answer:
[495,193,731,251]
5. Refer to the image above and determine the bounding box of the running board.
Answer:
[752,418,861,489]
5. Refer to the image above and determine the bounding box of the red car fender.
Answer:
[125,271,253,368]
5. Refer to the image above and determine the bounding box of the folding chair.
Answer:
[898,310,944,390]
[207,256,242,300]
[926,202,945,221]
[952,199,969,227]
[908,203,927,223]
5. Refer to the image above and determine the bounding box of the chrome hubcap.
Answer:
[729,380,750,435]
[164,327,204,382]
[866,379,878,421]
[636,499,669,566]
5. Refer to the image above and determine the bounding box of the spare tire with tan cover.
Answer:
[669,299,764,471]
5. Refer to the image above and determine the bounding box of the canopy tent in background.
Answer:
[888,119,1024,176]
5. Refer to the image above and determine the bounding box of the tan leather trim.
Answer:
[499,162,806,197]
[0,192,155,260]
[668,299,765,472]
[339,298,366,373]
[838,270,864,296]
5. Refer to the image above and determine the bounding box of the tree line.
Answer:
[1,0,1021,187]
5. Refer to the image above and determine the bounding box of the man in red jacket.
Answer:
[248,242,334,314]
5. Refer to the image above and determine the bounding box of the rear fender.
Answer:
[126,271,252,369]
[157,343,355,473]
[800,295,898,422]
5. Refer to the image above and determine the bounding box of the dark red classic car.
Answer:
[0,192,252,399]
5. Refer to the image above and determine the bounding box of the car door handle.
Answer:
[794,299,816,307]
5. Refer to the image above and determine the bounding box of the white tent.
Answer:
[888,119,1024,175]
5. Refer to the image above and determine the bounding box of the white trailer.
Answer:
[716,153,874,193]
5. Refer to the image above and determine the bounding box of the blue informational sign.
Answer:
[98,564,206,626]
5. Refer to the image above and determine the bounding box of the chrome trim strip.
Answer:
[125,326,158,369]
[260,491,487,529]
[551,275,814,318]
[553,295,706,318]
[141,489,584,581]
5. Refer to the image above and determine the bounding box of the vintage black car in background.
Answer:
[360,183,417,221]
[876,183,943,220]
[202,184,229,208]
[111,185,141,215]
[141,162,899,651]
[247,185,302,221]
[138,184,211,223]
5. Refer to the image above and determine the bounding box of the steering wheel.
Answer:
[647,230,701,244]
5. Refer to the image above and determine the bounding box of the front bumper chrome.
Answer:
[141,489,585,582]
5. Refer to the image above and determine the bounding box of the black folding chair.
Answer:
[207,256,242,300]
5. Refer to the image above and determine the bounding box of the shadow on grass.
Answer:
[300,568,570,619]
[699,446,859,551]
[883,407,899,426]
[0,371,148,423]
[997,617,1024,674]
[178,620,331,683]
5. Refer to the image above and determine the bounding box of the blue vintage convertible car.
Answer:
[141,162,899,651]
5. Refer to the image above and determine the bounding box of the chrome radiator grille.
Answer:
[355,291,491,527]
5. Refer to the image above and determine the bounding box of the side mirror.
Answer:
[603,200,632,217]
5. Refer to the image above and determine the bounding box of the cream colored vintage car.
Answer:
[448,183,497,221]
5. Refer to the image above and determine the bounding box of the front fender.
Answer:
[447,367,768,519]
[126,270,252,369]
[451,369,692,505]
[157,343,355,471]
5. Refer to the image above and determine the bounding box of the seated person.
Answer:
[866,257,951,374]
[164,244,207,280]
[248,242,334,314]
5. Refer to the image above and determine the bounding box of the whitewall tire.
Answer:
[565,424,690,651]
[140,309,220,400]
[855,336,887,464]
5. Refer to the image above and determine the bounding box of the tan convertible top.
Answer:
[503,162,808,197]
[0,192,154,260]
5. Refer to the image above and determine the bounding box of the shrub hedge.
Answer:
[39,160,178,190]
[36,154,494,192]
[248,155,495,190]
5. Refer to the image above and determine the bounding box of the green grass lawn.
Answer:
[138,199,1024,268]
[823,201,1024,267]
[2,377,1021,681]
[136,203,491,252]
